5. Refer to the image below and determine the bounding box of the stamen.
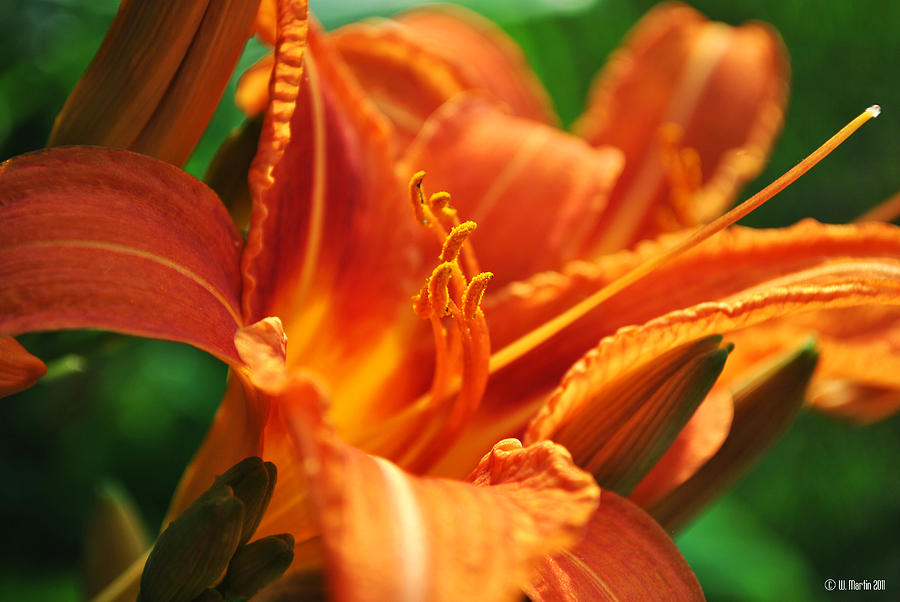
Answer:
[429,191,451,211]
[440,221,478,263]
[462,272,494,320]
[412,283,432,319]
[490,105,882,373]
[428,262,454,317]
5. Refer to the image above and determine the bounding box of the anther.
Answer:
[428,263,455,317]
[429,191,451,211]
[408,171,427,225]
[462,272,494,320]
[440,221,477,263]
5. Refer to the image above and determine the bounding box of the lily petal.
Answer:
[648,341,817,531]
[50,0,261,166]
[0,337,46,398]
[243,11,417,327]
[282,378,599,602]
[395,6,558,126]
[525,336,730,494]
[130,0,263,165]
[726,306,900,422]
[331,5,556,150]
[525,490,704,601]
[243,10,435,431]
[0,147,244,365]
[575,2,788,252]
[435,221,900,475]
[401,94,623,285]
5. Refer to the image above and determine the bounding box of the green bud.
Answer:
[220,534,295,599]
[140,485,244,602]
[208,457,277,545]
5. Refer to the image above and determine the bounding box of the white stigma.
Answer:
[867,105,882,118]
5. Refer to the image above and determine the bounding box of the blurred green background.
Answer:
[1,0,897,600]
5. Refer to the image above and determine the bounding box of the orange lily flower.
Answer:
[1,0,898,599]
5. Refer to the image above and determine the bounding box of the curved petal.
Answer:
[395,6,557,125]
[330,21,476,151]
[575,2,789,252]
[130,0,263,165]
[525,490,704,602]
[244,15,419,327]
[282,378,599,602]
[401,94,623,285]
[725,305,900,422]
[0,147,244,364]
[526,336,730,494]
[524,263,900,443]
[243,11,434,430]
[331,5,556,149]
[434,221,900,475]
[0,337,46,398]
[50,0,261,166]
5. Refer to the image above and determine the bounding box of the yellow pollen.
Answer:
[409,170,427,224]
[412,283,432,319]
[462,272,494,320]
[440,221,477,263]
[429,191,451,210]
[428,262,454,316]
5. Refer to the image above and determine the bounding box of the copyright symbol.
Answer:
[825,579,836,591]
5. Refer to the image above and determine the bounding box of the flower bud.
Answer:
[220,534,295,599]
[207,456,277,545]
[139,484,243,602]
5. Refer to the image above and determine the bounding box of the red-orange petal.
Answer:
[49,0,209,150]
[243,13,435,433]
[0,337,47,398]
[576,2,788,253]
[707,307,900,424]
[434,221,900,476]
[401,94,623,285]
[0,147,244,364]
[130,0,263,165]
[331,5,556,151]
[530,336,730,494]
[525,490,704,601]
[243,15,419,326]
[282,379,599,602]
[50,0,261,166]
[395,6,557,125]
